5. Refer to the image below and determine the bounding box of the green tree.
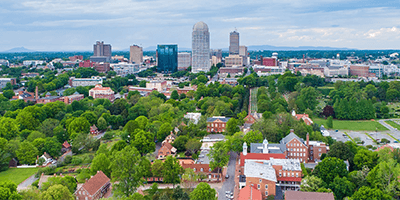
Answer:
[173,135,189,152]
[0,187,10,200]
[185,139,201,156]
[123,120,140,135]
[313,157,348,184]
[41,184,74,200]
[96,117,107,131]
[296,87,319,112]
[300,175,324,192]
[41,176,77,194]
[151,159,164,177]
[16,110,39,130]
[329,176,355,200]
[96,143,109,156]
[353,149,378,170]
[162,156,183,187]
[139,80,147,87]
[327,116,333,129]
[132,130,155,156]
[39,119,60,137]
[16,141,38,165]
[181,168,199,190]
[81,111,97,125]
[171,90,179,100]
[91,153,111,177]
[189,182,216,200]
[351,186,391,200]
[43,137,61,158]
[68,117,90,137]
[27,131,46,142]
[243,130,263,144]
[135,116,148,130]
[110,146,144,197]
[0,117,19,140]
[208,141,229,174]
[226,132,244,154]
[2,90,14,99]
[226,118,239,135]
[327,141,355,162]
[157,122,173,141]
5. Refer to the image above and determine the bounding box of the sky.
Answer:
[1,0,400,51]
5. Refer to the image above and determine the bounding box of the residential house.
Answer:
[37,152,56,166]
[184,112,202,124]
[8,158,18,168]
[61,141,71,153]
[162,132,176,145]
[90,125,99,135]
[157,142,177,159]
[285,191,334,200]
[89,84,115,101]
[74,171,112,200]
[291,110,313,125]
[181,163,222,182]
[206,116,230,133]
[244,113,263,126]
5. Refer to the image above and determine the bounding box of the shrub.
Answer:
[71,157,82,165]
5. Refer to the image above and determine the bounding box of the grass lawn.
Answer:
[0,168,39,185]
[314,118,388,131]
[385,120,400,130]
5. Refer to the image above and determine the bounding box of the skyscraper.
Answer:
[90,41,112,62]
[229,31,239,55]
[157,44,178,74]
[129,45,143,64]
[192,21,210,73]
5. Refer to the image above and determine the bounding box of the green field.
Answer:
[385,120,400,130]
[0,168,39,185]
[314,118,388,131]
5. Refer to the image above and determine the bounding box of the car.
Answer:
[395,141,399,143]
[225,191,230,194]
[335,130,338,132]
[225,174,229,179]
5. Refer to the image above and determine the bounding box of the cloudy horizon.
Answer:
[1,0,400,51]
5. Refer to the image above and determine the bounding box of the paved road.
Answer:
[217,151,237,200]
[17,175,38,191]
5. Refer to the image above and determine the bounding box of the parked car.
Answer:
[225,174,229,179]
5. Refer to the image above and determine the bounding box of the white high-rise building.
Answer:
[192,21,210,73]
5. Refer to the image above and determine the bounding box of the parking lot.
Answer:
[329,130,395,147]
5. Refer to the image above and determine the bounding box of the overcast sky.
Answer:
[1,0,400,51]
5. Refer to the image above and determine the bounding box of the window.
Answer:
[257,184,260,189]
[194,168,196,172]
[319,153,321,157]
[79,191,81,195]
[200,168,203,172]
[319,148,321,152]
[265,191,268,196]
[279,172,282,177]
[259,179,262,183]
[291,148,293,151]
[222,129,225,132]
[292,173,294,177]
[297,153,299,156]
[265,184,268,189]
[300,158,302,162]
[209,168,211,172]
[296,173,299,177]
[283,172,286,177]
[222,124,225,127]
[211,123,214,127]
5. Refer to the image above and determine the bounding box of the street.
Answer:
[217,151,237,200]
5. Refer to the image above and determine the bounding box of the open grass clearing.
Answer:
[314,118,388,131]
[385,120,400,130]
[0,167,39,185]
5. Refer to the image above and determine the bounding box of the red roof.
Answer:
[62,141,71,149]
[285,191,334,200]
[240,153,286,166]
[81,171,110,195]
[277,177,302,182]
[239,185,262,200]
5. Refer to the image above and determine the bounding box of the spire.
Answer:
[243,142,248,155]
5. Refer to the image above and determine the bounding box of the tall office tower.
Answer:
[229,31,239,55]
[157,44,178,74]
[192,21,210,73]
[91,41,112,62]
[129,45,143,64]
[211,49,222,59]
[239,46,248,66]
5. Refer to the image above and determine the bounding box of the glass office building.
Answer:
[157,44,178,73]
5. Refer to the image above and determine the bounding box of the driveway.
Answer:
[379,120,400,140]
[217,151,237,200]
[17,175,38,191]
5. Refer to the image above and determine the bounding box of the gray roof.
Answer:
[207,116,230,123]
[280,132,306,146]
[250,143,286,154]
[244,160,277,182]
[204,134,225,140]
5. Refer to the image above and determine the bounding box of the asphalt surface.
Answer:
[17,175,38,191]
[217,151,237,200]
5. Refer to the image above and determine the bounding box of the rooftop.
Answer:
[285,191,334,200]
[244,160,277,182]
[80,171,110,195]
[193,21,209,31]
[238,185,262,200]
[207,116,230,123]
[263,158,301,171]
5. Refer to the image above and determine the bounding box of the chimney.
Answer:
[290,129,294,134]
[35,86,38,100]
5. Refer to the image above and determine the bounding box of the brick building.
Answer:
[157,142,177,159]
[69,55,83,61]
[74,171,111,200]
[181,163,222,182]
[206,116,230,133]
[238,185,262,200]
[79,60,94,68]
[219,67,244,77]
[61,93,85,104]
[349,65,375,77]
[89,84,115,101]
[93,62,110,73]
[225,55,243,67]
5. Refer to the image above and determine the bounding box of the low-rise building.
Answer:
[23,60,45,66]
[200,134,225,149]
[89,84,115,101]
[69,55,83,61]
[0,78,16,89]
[146,81,167,92]
[291,111,313,125]
[225,54,243,67]
[157,142,177,159]
[162,132,176,144]
[93,62,110,73]
[238,185,262,200]
[285,191,334,200]
[0,59,9,66]
[112,63,140,76]
[178,52,191,71]
[182,163,222,182]
[61,93,85,104]
[253,65,285,76]
[69,77,103,87]
[206,116,230,133]
[74,171,111,200]
[219,67,244,77]
[184,112,202,124]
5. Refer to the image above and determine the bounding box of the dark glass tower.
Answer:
[157,44,178,73]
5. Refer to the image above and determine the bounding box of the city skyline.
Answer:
[1,0,400,51]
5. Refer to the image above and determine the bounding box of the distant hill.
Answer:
[4,47,36,52]
[247,45,355,51]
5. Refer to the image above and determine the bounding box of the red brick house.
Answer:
[181,163,222,182]
[206,116,230,133]
[157,142,177,159]
[74,171,111,200]
[239,185,262,200]
[90,125,99,135]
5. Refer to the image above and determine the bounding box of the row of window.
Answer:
[208,123,225,128]
[207,128,225,132]
[279,172,299,178]
[193,168,212,172]
[290,153,306,157]
[289,148,306,152]
[255,184,269,196]
[288,143,303,147]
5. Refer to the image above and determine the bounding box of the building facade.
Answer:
[225,55,244,67]
[130,45,143,64]
[229,31,239,55]
[112,63,140,76]
[0,78,16,89]
[206,117,230,133]
[192,21,210,73]
[89,84,115,101]
[69,77,103,87]
[178,52,191,71]
[74,171,111,200]
[90,41,112,63]
[157,45,178,73]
